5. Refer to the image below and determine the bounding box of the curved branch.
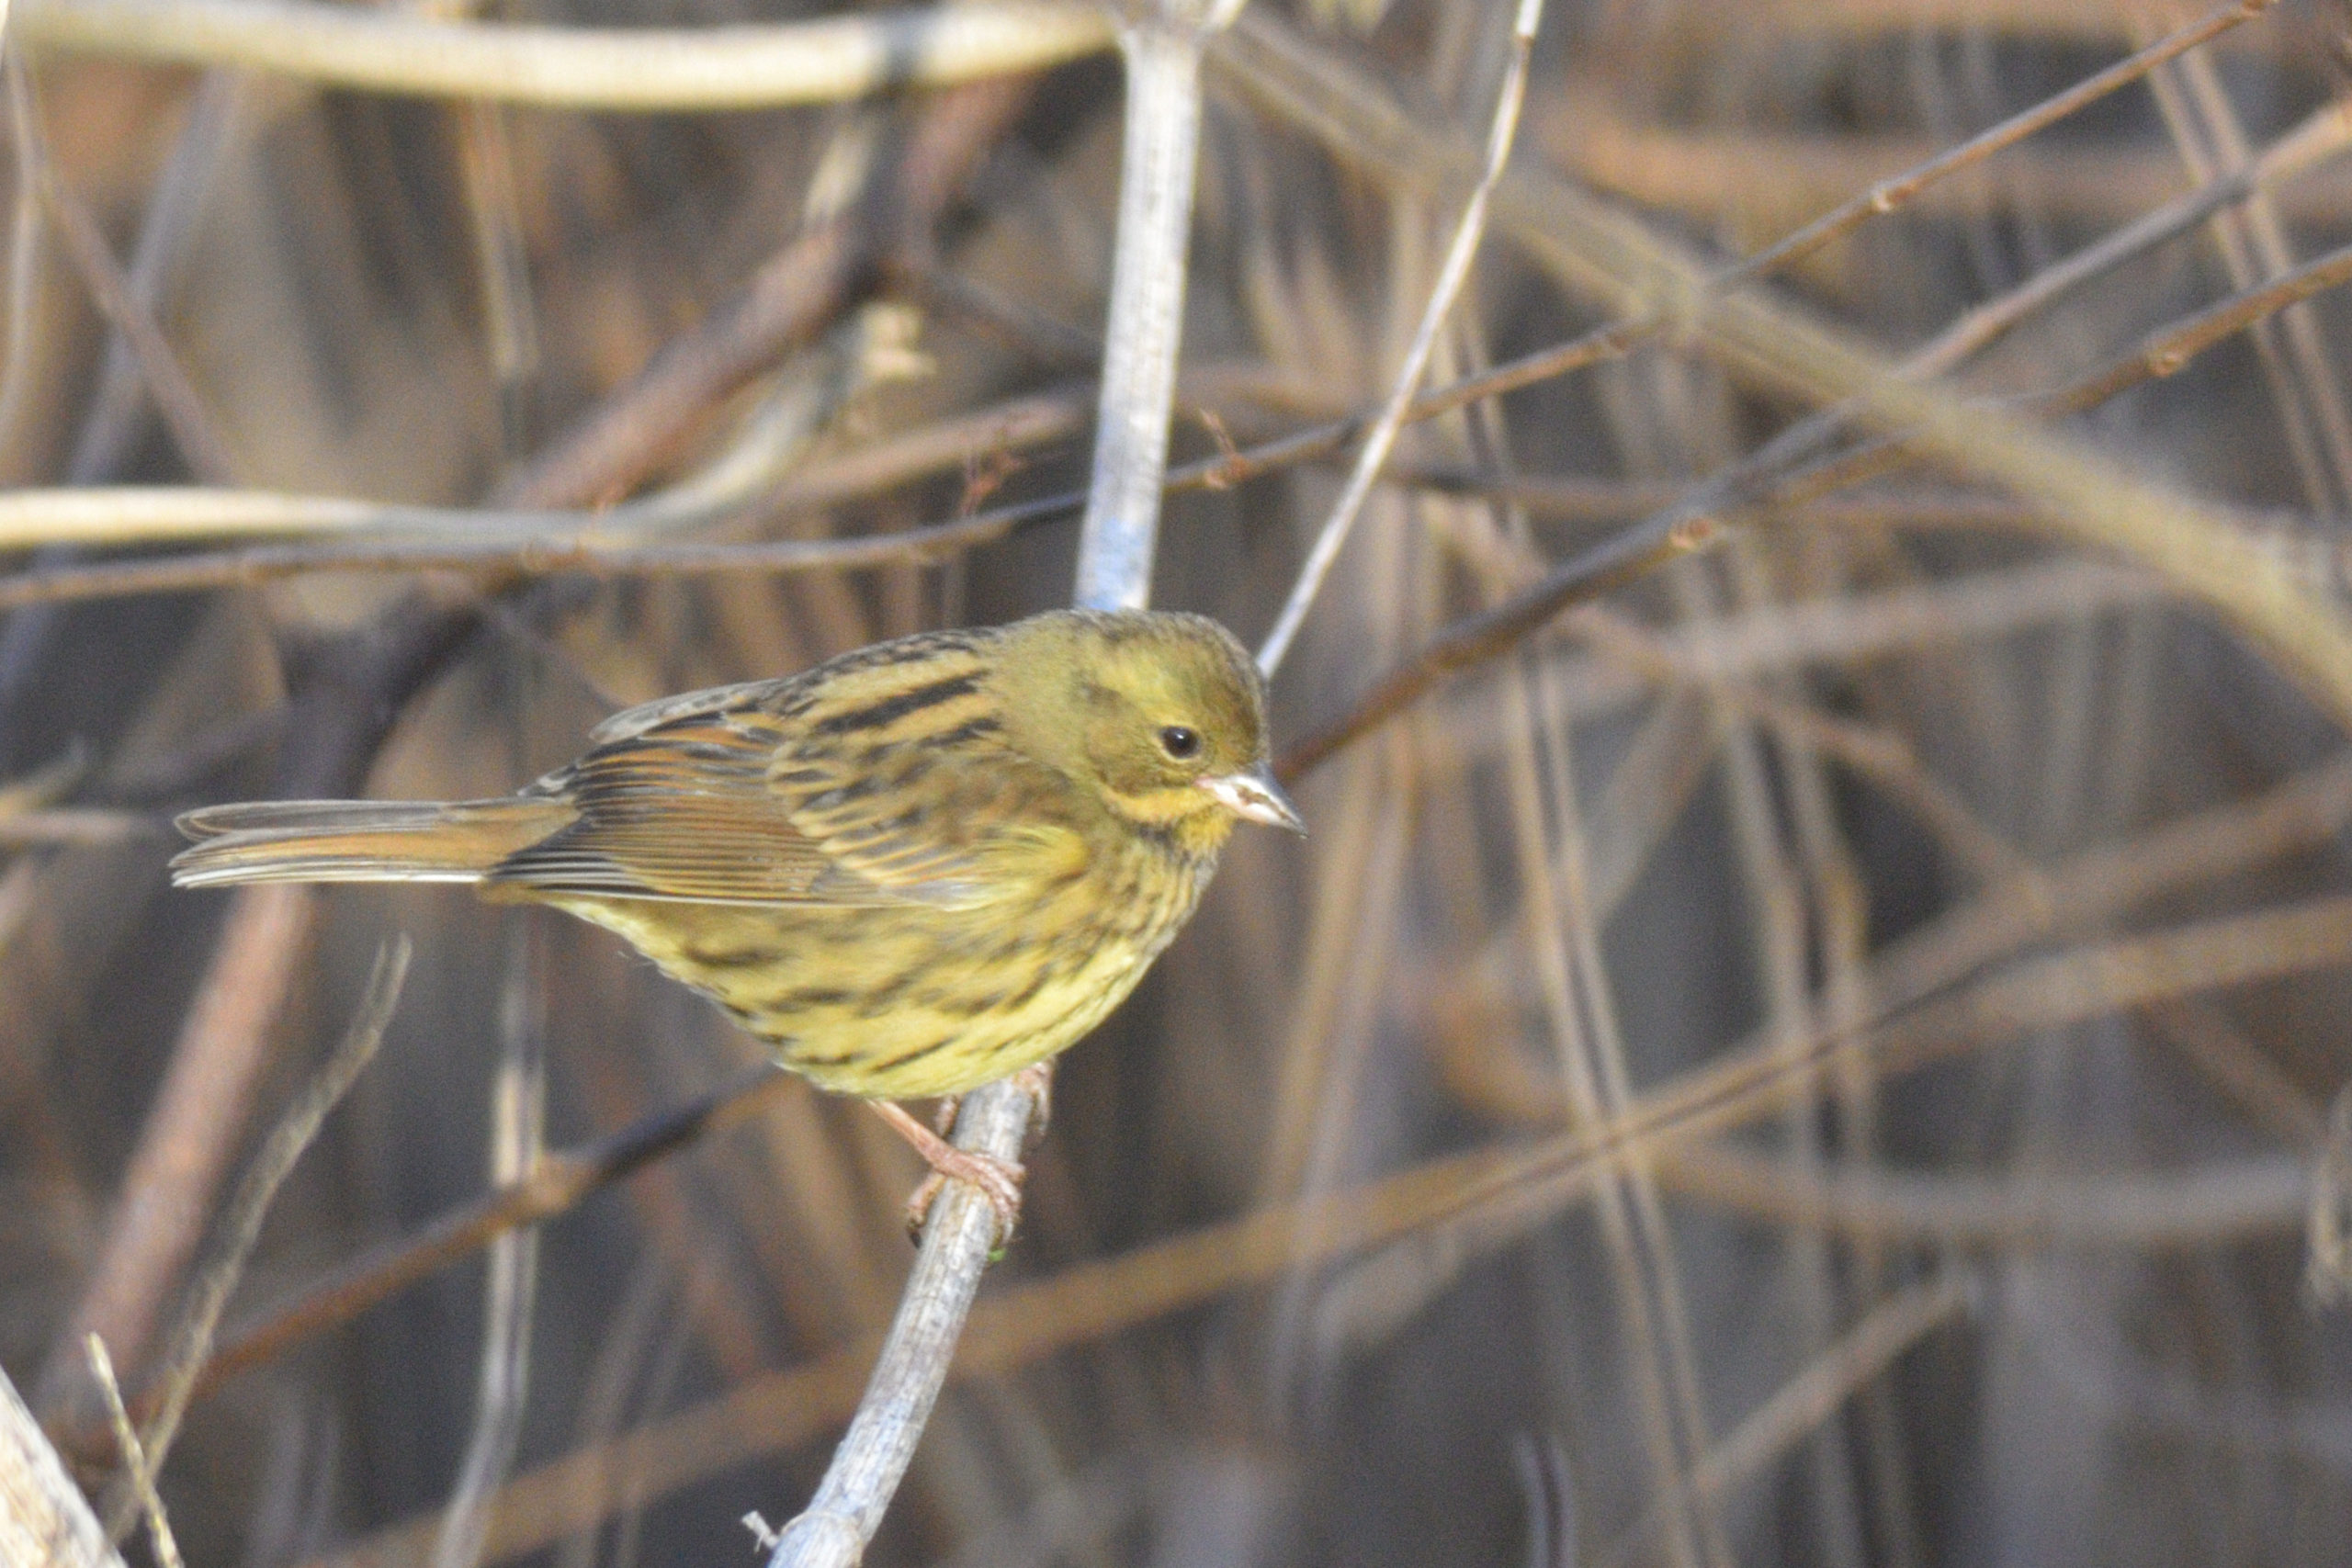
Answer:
[17,0,1113,111]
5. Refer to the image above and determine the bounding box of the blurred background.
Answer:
[6,0,2352,1563]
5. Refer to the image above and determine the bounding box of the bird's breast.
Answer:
[548,831,1221,1100]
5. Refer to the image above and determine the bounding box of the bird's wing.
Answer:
[763,649,1091,907]
[771,743,1090,908]
[485,707,908,906]
[582,678,787,746]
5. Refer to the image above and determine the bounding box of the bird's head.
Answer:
[999,609,1305,848]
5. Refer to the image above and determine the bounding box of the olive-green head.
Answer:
[995,609,1304,844]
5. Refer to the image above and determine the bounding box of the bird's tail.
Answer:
[170,798,572,888]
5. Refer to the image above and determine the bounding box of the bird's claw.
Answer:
[872,1099,1026,1247]
[1010,1062,1053,1151]
[903,1148,1025,1247]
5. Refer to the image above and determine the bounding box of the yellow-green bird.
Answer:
[171,608,1301,1221]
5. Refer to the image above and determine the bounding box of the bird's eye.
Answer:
[1158,725,1202,760]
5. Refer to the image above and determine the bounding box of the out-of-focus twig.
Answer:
[1595,1275,1974,1568]
[497,80,1030,513]
[41,600,476,1427]
[1255,0,1543,675]
[433,924,544,1568]
[0,26,40,462]
[176,1064,789,1409]
[1653,1146,2307,1249]
[1274,219,2352,783]
[18,0,1112,110]
[2308,1086,2352,1303]
[21,58,2346,609]
[3,58,239,485]
[311,886,2352,1564]
[44,883,318,1418]
[66,72,249,485]
[85,1337,180,1568]
[1228,6,2352,740]
[1741,0,2277,279]
[109,940,408,1508]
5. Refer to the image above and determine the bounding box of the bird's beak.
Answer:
[1200,763,1306,833]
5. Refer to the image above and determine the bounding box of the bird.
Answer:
[170,607,1303,1234]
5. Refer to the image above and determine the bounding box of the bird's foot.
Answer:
[1011,1062,1054,1149]
[934,1062,1052,1144]
[871,1100,1024,1247]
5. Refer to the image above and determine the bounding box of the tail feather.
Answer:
[170,798,573,889]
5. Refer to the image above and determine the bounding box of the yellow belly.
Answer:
[538,852,1203,1099]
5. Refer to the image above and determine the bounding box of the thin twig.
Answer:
[1227,7,2352,737]
[85,1337,181,1568]
[19,0,1113,110]
[14,58,2339,604]
[1255,0,1543,675]
[433,925,545,1568]
[175,1064,789,1410]
[497,80,1028,513]
[1741,0,2277,280]
[66,71,248,485]
[9,18,2327,626]
[2045,231,2352,416]
[1906,94,2352,381]
[41,602,476,1425]
[310,887,2352,1563]
[108,940,410,1511]
[2309,1085,2352,1303]
[1594,1275,1974,1568]
[44,884,320,1417]
[0,17,40,463]
[1274,220,2352,782]
[4,58,239,485]
[1652,1146,2306,1249]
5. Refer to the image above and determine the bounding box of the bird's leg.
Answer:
[871,1100,1023,1244]
[1012,1061,1053,1150]
[926,1064,1048,1141]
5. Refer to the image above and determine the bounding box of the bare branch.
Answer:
[114,939,410,1500]
[0,1365,123,1568]
[85,1338,180,1568]
[1255,0,1543,675]
[185,1065,790,1406]
[18,0,1113,110]
[763,0,1239,1558]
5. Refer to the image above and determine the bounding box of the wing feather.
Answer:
[493,633,1088,908]
[488,711,873,905]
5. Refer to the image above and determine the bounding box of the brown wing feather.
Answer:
[492,632,1088,908]
[485,710,873,905]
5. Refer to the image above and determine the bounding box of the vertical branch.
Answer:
[1070,13,1215,610]
[762,3,1234,1562]
[432,918,548,1568]
[1255,0,1541,675]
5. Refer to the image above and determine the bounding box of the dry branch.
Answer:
[17,0,1113,110]
[0,1364,122,1568]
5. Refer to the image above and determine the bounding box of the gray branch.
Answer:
[760,2,1232,1562]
